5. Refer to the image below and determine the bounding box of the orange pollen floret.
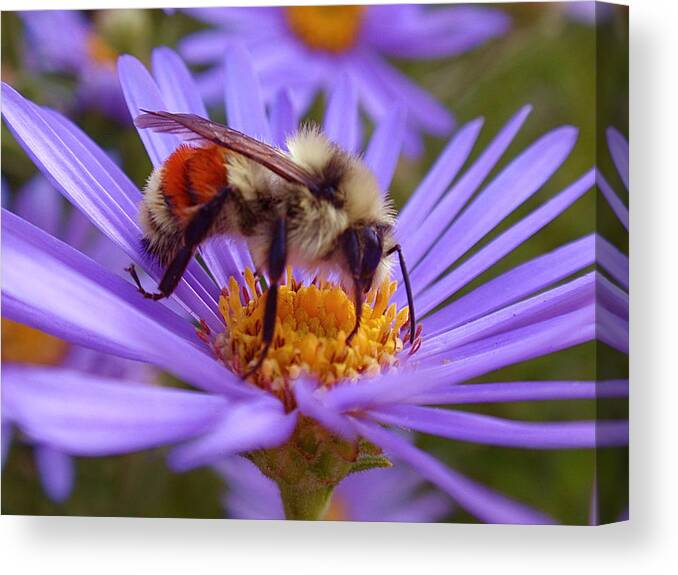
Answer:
[285,6,366,54]
[1,319,70,365]
[214,267,412,401]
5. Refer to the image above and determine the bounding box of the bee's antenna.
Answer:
[388,244,417,345]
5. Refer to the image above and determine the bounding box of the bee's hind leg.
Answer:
[128,187,232,302]
[243,218,286,379]
[125,264,166,301]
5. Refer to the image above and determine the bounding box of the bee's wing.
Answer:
[135,111,320,190]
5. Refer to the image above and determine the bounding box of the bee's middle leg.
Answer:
[244,218,287,378]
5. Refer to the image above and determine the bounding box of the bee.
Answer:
[127,111,416,374]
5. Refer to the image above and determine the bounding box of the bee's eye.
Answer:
[361,227,383,279]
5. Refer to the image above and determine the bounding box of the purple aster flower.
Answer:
[1,175,153,504]
[1,47,627,523]
[18,10,127,121]
[179,4,511,156]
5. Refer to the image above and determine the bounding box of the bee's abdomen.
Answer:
[161,144,230,224]
[139,144,230,265]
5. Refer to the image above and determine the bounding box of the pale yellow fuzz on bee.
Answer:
[214,268,410,400]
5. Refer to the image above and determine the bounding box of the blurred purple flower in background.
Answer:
[18,10,128,121]
[564,1,614,25]
[179,4,510,156]
[1,46,627,523]
[218,455,453,522]
[1,176,153,503]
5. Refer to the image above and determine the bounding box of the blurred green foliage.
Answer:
[1,3,628,524]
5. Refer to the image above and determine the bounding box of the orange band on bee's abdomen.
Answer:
[161,144,230,223]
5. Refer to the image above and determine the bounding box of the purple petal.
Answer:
[2,83,223,330]
[294,379,356,440]
[366,6,510,59]
[2,84,139,250]
[420,304,594,369]
[270,90,299,149]
[217,456,284,520]
[417,272,595,360]
[2,365,230,455]
[378,491,454,523]
[338,464,454,522]
[597,273,629,320]
[597,235,629,290]
[368,404,627,449]
[151,47,208,117]
[409,126,580,292]
[77,65,129,123]
[224,44,271,142]
[607,127,629,190]
[118,55,179,166]
[19,10,88,73]
[597,307,629,354]
[194,66,227,104]
[364,103,406,192]
[410,380,629,406]
[34,445,74,503]
[323,74,361,154]
[2,211,252,397]
[397,118,484,236]
[168,399,297,471]
[358,51,454,135]
[338,463,418,517]
[183,7,281,29]
[13,176,62,236]
[325,306,595,412]
[178,29,233,64]
[353,420,556,524]
[412,170,595,315]
[401,105,532,267]
[422,235,595,336]
[597,170,629,230]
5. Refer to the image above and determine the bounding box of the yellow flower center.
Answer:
[212,268,411,404]
[2,319,69,365]
[86,33,118,70]
[285,6,366,54]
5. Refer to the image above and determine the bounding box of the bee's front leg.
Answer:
[243,218,287,378]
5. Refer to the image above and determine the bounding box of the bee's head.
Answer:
[339,223,393,295]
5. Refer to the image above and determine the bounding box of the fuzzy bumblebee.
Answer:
[128,111,416,374]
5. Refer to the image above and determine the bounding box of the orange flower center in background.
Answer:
[86,33,118,70]
[285,6,366,54]
[1,319,70,365]
[210,268,412,405]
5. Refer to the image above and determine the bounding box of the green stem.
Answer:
[277,483,333,521]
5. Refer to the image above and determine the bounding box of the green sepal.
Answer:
[246,416,392,520]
